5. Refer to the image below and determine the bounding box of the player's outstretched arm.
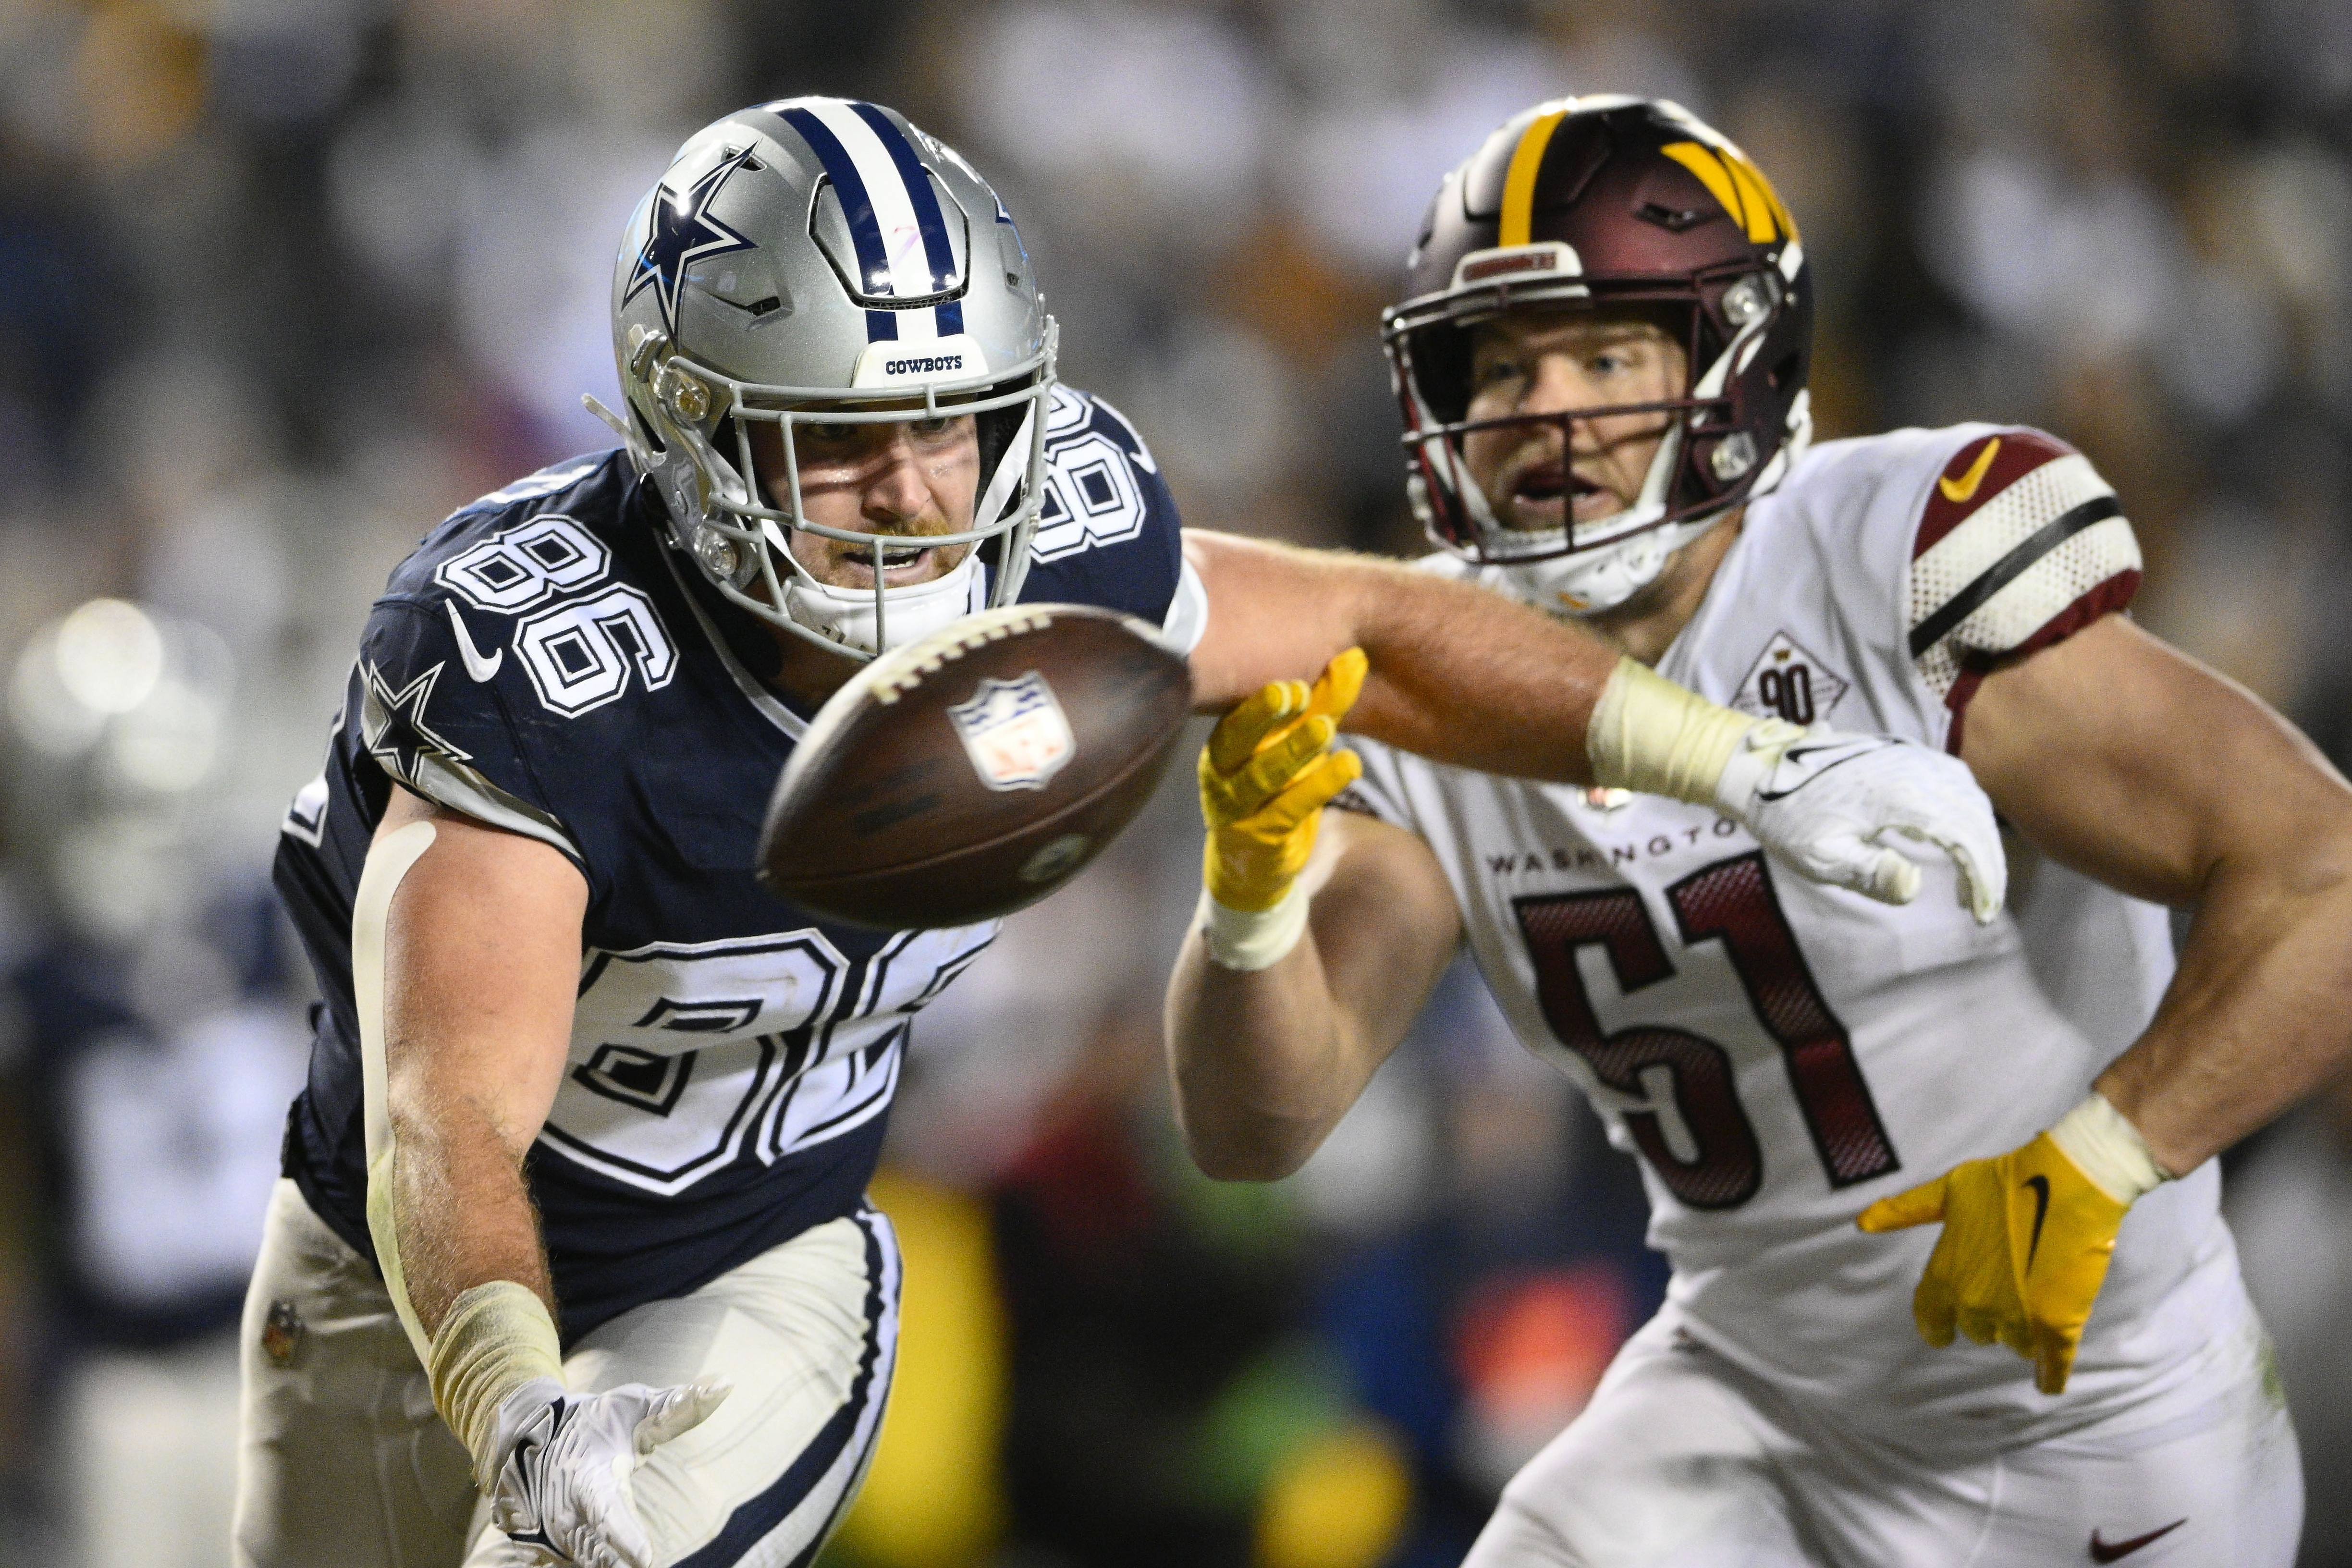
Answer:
[1181,529,2006,919]
[1860,612,2352,1393]
[1181,530,1616,784]
[1164,654,1464,1180]
[364,787,724,1567]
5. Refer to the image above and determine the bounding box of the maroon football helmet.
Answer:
[1383,97,1813,592]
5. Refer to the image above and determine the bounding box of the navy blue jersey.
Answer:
[273,386,1194,1342]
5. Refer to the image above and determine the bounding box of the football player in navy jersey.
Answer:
[236,99,2004,1568]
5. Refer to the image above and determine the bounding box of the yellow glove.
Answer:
[1195,650,1366,969]
[1856,1094,2167,1394]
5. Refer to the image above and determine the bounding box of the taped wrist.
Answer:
[428,1280,566,1486]
[1196,883,1310,971]
[2048,1093,2173,1204]
[1586,657,1762,806]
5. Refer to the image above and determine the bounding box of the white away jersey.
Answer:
[1343,425,2249,1441]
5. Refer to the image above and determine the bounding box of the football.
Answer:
[757,603,1194,929]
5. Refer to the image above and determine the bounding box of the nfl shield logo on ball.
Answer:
[947,671,1076,791]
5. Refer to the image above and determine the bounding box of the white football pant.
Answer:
[231,1179,898,1567]
[1467,1298,2301,1568]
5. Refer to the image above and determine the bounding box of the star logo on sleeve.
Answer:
[623,145,760,338]
[360,660,471,788]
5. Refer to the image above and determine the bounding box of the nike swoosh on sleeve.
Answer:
[447,600,504,681]
[1938,436,2001,503]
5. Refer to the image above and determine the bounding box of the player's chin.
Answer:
[821,541,969,589]
[1569,488,1633,527]
[1496,492,1568,534]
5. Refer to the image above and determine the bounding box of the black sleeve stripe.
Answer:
[1907,494,2123,658]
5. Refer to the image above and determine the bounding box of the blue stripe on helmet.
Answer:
[847,101,966,336]
[777,106,900,343]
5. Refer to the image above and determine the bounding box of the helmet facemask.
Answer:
[1380,97,1816,617]
[612,320,1056,660]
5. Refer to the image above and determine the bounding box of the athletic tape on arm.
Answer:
[1586,657,1760,805]
[2048,1092,2172,1203]
[1195,882,1311,970]
[355,818,440,1364]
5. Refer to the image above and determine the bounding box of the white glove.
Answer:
[1716,721,2006,922]
[484,1375,731,1568]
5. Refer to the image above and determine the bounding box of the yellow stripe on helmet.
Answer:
[1498,107,1571,247]
[1661,140,1797,245]
[1727,148,1797,243]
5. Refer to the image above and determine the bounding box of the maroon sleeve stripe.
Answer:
[1941,569,2141,754]
[1913,429,2080,560]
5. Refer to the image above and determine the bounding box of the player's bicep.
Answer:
[1960,615,2347,906]
[1311,809,1462,1062]
[376,784,587,1154]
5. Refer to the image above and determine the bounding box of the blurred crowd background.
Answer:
[0,0,2348,1564]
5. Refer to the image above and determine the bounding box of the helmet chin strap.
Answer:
[776,546,985,656]
[758,413,1033,656]
[1486,419,1687,614]
[1494,513,1719,619]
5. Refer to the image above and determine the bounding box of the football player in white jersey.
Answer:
[1165,97,2352,1567]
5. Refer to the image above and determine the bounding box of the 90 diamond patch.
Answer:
[1732,630,1850,727]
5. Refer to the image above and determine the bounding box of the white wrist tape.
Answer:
[428,1280,567,1486]
[2048,1092,2173,1204]
[1586,656,1762,806]
[1196,882,1310,971]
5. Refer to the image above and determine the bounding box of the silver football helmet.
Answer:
[593,98,1056,659]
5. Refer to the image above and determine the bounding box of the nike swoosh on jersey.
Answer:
[447,600,503,681]
[1938,436,2002,503]
[2089,1519,2187,1561]
[2024,1173,2052,1269]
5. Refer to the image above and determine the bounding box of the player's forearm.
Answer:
[1165,933,1375,1180]
[2096,823,2352,1173]
[1184,531,1612,784]
[387,1100,555,1337]
[1342,563,1616,784]
[366,790,581,1341]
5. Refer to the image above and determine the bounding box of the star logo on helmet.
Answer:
[624,145,760,338]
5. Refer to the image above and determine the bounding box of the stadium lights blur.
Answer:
[9,598,232,793]
[56,598,165,714]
